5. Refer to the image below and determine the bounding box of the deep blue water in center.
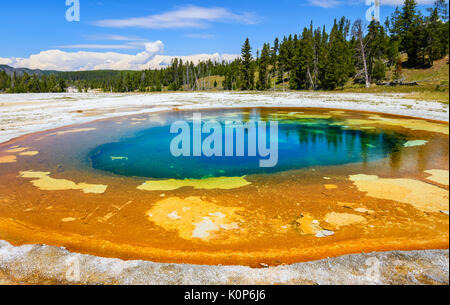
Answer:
[89,111,406,179]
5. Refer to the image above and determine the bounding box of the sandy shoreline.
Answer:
[0,92,448,285]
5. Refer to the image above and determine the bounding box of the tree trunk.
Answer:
[307,65,315,90]
[359,35,370,89]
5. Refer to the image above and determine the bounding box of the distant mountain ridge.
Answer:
[0,65,58,76]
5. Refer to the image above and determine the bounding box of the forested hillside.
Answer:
[0,0,448,95]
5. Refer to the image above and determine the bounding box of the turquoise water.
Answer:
[89,110,406,179]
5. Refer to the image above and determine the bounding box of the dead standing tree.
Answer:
[352,19,370,89]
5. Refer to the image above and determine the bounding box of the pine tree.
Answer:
[322,18,353,90]
[398,0,424,66]
[278,36,289,90]
[393,57,403,81]
[290,25,315,90]
[258,43,271,90]
[240,38,254,90]
[0,71,10,92]
[426,7,442,64]
[271,38,279,79]
[366,20,390,82]
[427,0,449,61]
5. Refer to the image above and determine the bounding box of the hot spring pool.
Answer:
[0,107,448,266]
[89,110,406,179]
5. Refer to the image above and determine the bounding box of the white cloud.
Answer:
[83,34,145,41]
[95,5,259,29]
[185,33,215,39]
[0,58,13,66]
[56,44,139,50]
[308,0,342,8]
[0,41,239,71]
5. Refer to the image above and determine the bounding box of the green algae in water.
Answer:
[89,110,406,179]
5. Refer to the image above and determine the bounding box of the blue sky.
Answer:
[0,0,439,70]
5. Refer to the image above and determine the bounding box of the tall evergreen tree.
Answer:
[258,43,271,90]
[366,20,390,82]
[322,18,353,89]
[240,38,254,90]
[271,38,279,80]
[398,0,424,66]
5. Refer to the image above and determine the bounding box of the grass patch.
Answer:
[341,57,449,104]
[404,91,449,104]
